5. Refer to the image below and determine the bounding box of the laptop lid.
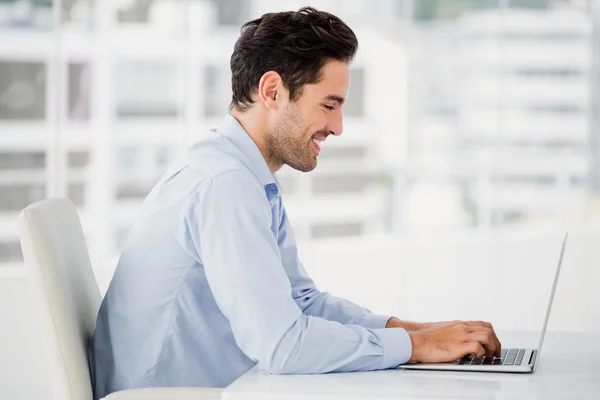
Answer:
[533,232,568,372]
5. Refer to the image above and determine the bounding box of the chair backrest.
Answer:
[19,198,101,400]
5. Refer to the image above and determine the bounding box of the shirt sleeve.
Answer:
[276,203,393,330]
[188,170,412,374]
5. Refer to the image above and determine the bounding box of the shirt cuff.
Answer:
[357,313,393,330]
[373,327,412,369]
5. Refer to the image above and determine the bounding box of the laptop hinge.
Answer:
[528,350,537,365]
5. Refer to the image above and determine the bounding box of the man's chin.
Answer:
[286,160,317,173]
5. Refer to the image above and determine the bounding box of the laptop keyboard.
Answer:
[454,348,526,366]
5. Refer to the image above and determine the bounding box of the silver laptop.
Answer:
[398,233,568,373]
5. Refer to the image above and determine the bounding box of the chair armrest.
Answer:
[103,387,222,400]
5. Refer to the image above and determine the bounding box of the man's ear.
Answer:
[257,71,284,111]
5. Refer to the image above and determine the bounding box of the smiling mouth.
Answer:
[312,137,323,153]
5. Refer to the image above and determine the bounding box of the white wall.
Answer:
[300,227,599,333]
[1,224,598,399]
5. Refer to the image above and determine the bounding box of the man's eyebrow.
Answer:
[324,95,345,105]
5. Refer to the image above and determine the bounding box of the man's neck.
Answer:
[230,109,282,174]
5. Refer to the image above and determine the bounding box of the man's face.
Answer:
[266,61,349,172]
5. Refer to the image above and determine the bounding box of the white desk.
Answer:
[223,331,600,400]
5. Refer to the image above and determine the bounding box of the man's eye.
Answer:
[323,105,334,111]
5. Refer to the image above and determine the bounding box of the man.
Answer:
[90,7,501,399]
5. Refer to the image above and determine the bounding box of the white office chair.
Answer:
[18,198,221,400]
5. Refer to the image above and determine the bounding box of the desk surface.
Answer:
[223,331,600,400]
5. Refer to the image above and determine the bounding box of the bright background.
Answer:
[1,0,599,398]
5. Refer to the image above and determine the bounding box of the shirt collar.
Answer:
[217,113,278,190]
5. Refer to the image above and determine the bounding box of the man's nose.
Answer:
[325,114,343,136]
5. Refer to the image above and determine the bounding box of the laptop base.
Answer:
[397,349,537,373]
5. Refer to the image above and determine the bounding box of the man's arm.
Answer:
[188,170,412,374]
[274,202,502,361]
[385,318,421,331]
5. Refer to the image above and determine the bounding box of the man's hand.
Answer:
[407,321,501,363]
[386,318,496,333]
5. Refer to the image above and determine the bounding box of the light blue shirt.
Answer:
[89,114,412,400]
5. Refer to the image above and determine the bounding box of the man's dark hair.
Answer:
[230,6,358,112]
